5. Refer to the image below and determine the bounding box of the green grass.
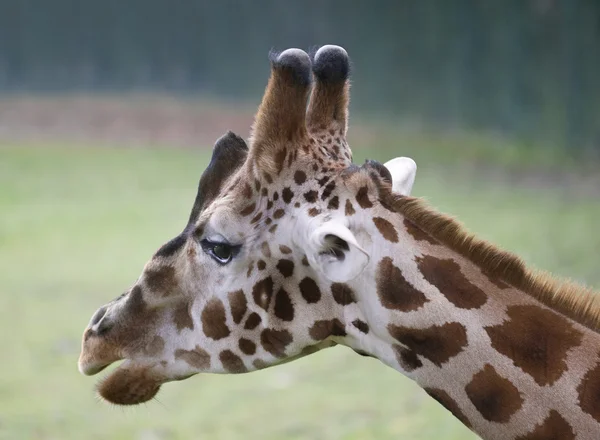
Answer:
[1,142,600,440]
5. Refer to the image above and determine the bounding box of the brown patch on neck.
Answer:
[485,304,583,386]
[403,218,438,244]
[376,257,429,312]
[577,359,600,423]
[515,410,575,440]
[331,283,356,305]
[465,363,523,423]
[228,290,247,325]
[416,255,487,310]
[388,322,468,367]
[393,344,422,372]
[384,193,600,332]
[219,350,247,373]
[175,345,211,369]
[373,217,399,242]
[260,329,293,358]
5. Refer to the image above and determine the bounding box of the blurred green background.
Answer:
[1,2,600,439]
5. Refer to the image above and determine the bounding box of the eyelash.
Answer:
[200,239,241,265]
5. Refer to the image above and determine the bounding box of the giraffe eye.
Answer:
[200,239,240,265]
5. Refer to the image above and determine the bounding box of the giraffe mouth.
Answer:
[95,360,164,405]
[79,340,164,405]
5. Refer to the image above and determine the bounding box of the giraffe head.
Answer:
[78,45,417,405]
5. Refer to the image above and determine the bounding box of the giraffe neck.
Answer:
[343,211,600,440]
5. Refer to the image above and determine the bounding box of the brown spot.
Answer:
[253,359,269,369]
[345,199,356,216]
[577,360,600,422]
[304,190,318,203]
[274,148,287,175]
[242,183,252,198]
[309,319,346,340]
[238,338,257,355]
[373,217,399,243]
[485,304,583,386]
[294,170,307,185]
[252,277,274,310]
[175,345,210,369]
[240,203,256,216]
[263,173,273,184]
[261,242,271,258]
[388,322,468,367]
[376,257,429,312]
[254,179,261,191]
[356,186,373,209]
[331,283,356,305]
[321,181,336,200]
[308,207,321,217]
[257,260,266,270]
[393,344,422,372]
[143,335,165,356]
[273,209,285,219]
[244,312,262,330]
[417,255,488,310]
[352,319,369,334]
[279,245,292,254]
[201,298,230,340]
[145,266,177,295]
[261,187,268,197]
[424,388,471,429]
[403,219,438,244]
[268,224,278,233]
[274,288,295,321]
[246,261,254,277]
[276,259,294,277]
[273,191,279,201]
[219,350,247,373]
[301,255,309,266]
[265,217,272,225]
[515,410,575,440]
[465,364,523,423]
[260,329,293,358]
[299,277,321,303]
[317,176,330,187]
[282,187,294,204]
[172,301,194,332]
[228,290,247,325]
[327,196,339,210]
[266,200,273,210]
[250,212,262,224]
[294,202,300,208]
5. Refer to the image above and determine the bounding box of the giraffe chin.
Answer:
[96,362,163,405]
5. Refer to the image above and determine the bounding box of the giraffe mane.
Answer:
[385,192,600,332]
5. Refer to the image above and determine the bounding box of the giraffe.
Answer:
[78,45,600,440]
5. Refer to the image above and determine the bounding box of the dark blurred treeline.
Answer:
[0,0,599,150]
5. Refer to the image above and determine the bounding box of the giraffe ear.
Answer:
[304,221,370,282]
[383,157,417,196]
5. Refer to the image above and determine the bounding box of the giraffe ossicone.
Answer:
[79,45,600,440]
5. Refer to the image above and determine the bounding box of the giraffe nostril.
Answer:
[90,306,107,326]
[88,306,112,336]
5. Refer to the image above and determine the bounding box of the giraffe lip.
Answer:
[78,360,112,376]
